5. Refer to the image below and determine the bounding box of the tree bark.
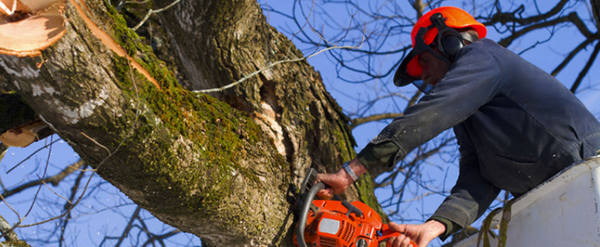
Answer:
[0,0,382,246]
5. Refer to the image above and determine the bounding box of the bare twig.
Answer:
[571,41,600,93]
[17,170,97,228]
[193,43,364,94]
[18,135,56,225]
[551,37,596,77]
[350,113,403,129]
[131,0,182,31]
[80,132,111,156]
[0,214,18,242]
[114,206,142,247]
[0,144,7,164]
[59,165,89,247]
[2,160,85,199]
[6,138,61,174]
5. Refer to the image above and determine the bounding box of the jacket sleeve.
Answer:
[369,40,503,167]
[431,127,501,236]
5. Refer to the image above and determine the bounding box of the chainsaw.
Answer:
[294,168,417,247]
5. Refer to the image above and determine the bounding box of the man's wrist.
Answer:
[424,219,447,237]
[343,162,359,181]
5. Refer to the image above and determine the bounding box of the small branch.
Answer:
[114,206,142,247]
[131,0,181,31]
[350,113,403,129]
[0,214,18,242]
[0,144,7,164]
[2,160,85,198]
[6,138,61,174]
[483,0,570,26]
[141,229,181,246]
[551,37,596,77]
[497,14,572,47]
[17,169,97,228]
[193,44,363,94]
[80,132,111,156]
[570,40,600,93]
[59,165,89,247]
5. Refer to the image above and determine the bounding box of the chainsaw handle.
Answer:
[342,200,363,217]
[379,224,418,247]
[296,181,326,247]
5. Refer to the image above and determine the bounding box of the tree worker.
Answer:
[316,6,600,247]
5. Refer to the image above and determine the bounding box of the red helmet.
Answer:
[394,7,487,88]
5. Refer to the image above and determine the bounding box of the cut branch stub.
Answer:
[0,120,47,147]
[0,0,67,57]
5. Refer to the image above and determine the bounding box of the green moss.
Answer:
[355,173,389,223]
[104,4,180,88]
[0,241,31,247]
[95,2,274,217]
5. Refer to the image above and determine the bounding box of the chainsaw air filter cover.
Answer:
[294,199,385,247]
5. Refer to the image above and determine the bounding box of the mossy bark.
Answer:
[0,0,384,246]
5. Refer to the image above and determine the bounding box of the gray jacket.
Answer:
[365,38,600,232]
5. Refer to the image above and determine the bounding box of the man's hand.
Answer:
[315,169,351,198]
[316,158,367,198]
[385,220,446,247]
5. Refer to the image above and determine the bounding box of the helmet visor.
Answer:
[393,26,438,88]
[393,49,420,87]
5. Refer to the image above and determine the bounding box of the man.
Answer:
[317,6,600,247]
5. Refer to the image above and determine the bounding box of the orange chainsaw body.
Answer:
[294,199,398,247]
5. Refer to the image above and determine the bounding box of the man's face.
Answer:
[418,47,449,86]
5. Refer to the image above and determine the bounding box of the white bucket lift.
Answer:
[455,156,600,247]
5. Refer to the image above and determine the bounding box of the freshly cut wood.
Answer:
[0,0,66,57]
[0,120,47,147]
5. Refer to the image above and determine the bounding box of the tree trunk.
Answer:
[0,0,382,246]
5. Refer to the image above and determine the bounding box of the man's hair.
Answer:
[457,28,480,44]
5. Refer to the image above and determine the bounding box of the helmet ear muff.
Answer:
[439,32,463,58]
[430,13,465,60]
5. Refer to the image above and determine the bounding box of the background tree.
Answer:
[0,0,598,246]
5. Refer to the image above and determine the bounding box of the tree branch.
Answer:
[351,113,403,129]
[130,0,181,31]
[192,43,364,94]
[551,37,596,77]
[114,206,142,247]
[571,40,600,93]
[483,0,570,26]
[0,214,18,242]
[59,164,89,247]
[497,14,572,47]
[2,160,85,199]
[0,144,6,163]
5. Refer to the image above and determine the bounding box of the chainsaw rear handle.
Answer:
[296,182,325,247]
[379,224,418,247]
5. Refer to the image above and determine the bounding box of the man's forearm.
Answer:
[356,141,400,171]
